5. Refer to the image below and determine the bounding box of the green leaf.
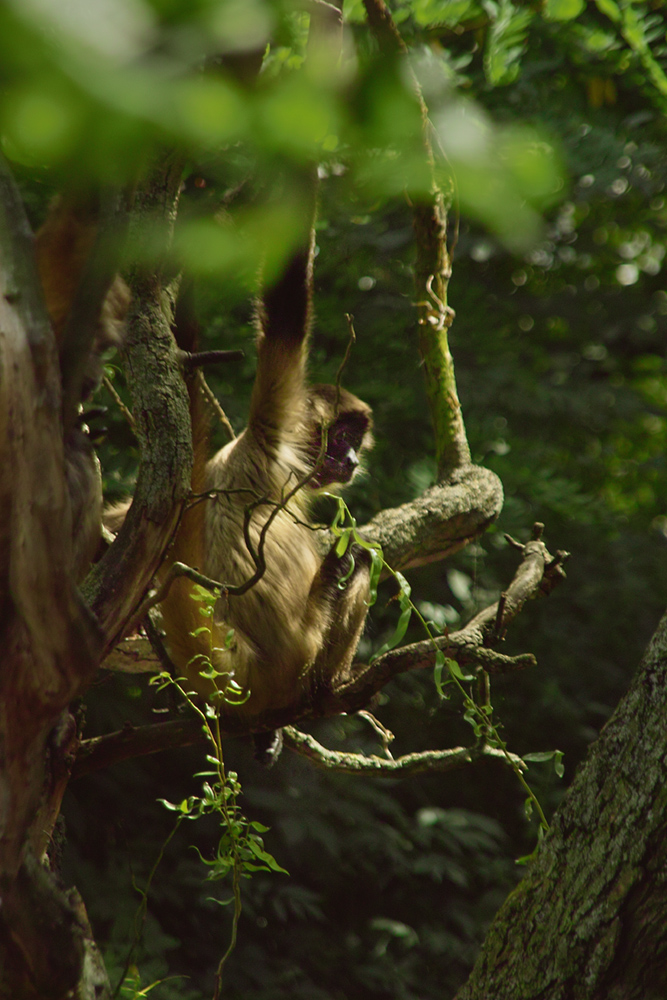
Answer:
[246,839,289,873]
[367,547,383,607]
[394,570,412,601]
[342,0,367,24]
[411,0,479,28]
[484,0,534,87]
[594,0,621,22]
[187,652,210,667]
[335,527,353,557]
[157,798,181,812]
[522,749,565,777]
[328,495,346,532]
[424,619,442,636]
[192,584,218,602]
[447,658,471,681]
[543,0,585,21]
[370,604,412,662]
[554,750,565,778]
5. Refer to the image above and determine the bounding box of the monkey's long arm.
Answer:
[248,183,318,447]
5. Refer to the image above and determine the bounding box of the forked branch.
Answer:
[76,524,567,777]
[282,727,525,776]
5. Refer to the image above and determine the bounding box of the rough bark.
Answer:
[0,156,105,1000]
[74,524,564,776]
[81,154,190,654]
[0,150,188,1000]
[361,464,502,571]
[456,610,667,1000]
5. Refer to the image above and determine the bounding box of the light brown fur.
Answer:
[157,239,373,721]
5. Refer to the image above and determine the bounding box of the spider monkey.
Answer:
[154,185,374,723]
[35,195,129,581]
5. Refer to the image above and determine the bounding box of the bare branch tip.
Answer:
[504,533,524,551]
[181,349,245,370]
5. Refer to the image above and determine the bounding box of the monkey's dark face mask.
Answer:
[310,415,367,488]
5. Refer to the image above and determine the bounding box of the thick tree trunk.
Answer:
[0,157,106,1000]
[0,152,185,1000]
[456,609,667,1000]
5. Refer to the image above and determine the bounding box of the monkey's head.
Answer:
[306,384,373,489]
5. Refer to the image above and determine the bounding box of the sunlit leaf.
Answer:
[368,547,383,607]
[543,0,585,21]
[370,604,412,662]
[484,0,533,87]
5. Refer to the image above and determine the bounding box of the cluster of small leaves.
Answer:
[150,586,285,883]
[158,757,287,881]
[184,585,249,707]
[143,586,286,991]
[381,0,667,107]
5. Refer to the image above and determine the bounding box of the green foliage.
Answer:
[15,0,667,995]
[132,584,286,993]
[484,0,534,87]
[409,0,481,28]
[544,0,586,21]
[0,0,569,262]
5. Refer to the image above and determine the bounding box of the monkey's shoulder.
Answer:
[206,427,310,497]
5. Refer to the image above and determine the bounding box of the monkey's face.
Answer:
[305,384,373,489]
[311,412,371,488]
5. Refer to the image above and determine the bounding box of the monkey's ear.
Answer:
[307,383,373,429]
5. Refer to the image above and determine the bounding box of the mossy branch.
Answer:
[363,0,470,477]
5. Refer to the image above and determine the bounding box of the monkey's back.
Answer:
[202,430,330,714]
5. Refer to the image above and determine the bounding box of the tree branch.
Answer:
[360,464,504,573]
[329,523,568,711]
[81,153,190,656]
[363,0,469,477]
[282,726,525,775]
[76,523,565,777]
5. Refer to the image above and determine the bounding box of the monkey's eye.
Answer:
[308,412,368,487]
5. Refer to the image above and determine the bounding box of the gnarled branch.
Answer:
[77,523,566,777]
[282,726,525,776]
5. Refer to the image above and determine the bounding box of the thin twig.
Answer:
[181,349,244,369]
[357,710,395,759]
[197,371,236,441]
[102,374,137,435]
[131,561,226,625]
